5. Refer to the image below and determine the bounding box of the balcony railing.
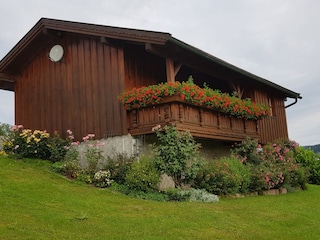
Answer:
[127,95,260,141]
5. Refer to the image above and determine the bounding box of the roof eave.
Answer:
[167,37,302,99]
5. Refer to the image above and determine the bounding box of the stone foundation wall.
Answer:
[75,133,233,165]
[142,134,232,160]
[77,134,142,157]
[196,139,232,160]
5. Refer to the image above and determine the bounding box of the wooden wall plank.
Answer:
[254,89,289,144]
[14,35,128,140]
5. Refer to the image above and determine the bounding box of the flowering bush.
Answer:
[93,170,113,188]
[59,132,107,179]
[232,138,307,191]
[118,77,270,120]
[2,125,70,161]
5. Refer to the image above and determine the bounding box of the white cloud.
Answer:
[0,0,319,145]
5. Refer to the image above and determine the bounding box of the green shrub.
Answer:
[48,132,70,162]
[59,147,81,178]
[77,172,93,184]
[187,188,219,203]
[193,157,251,195]
[165,188,219,202]
[104,153,135,184]
[0,122,11,137]
[294,147,320,184]
[284,166,307,190]
[125,156,160,192]
[249,164,272,191]
[165,188,191,202]
[85,147,104,174]
[154,125,203,186]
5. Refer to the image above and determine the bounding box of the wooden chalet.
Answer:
[0,18,301,144]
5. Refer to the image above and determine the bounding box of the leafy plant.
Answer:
[165,188,219,203]
[294,146,320,184]
[48,131,70,162]
[154,125,203,187]
[104,153,135,184]
[193,157,251,195]
[58,146,81,178]
[0,122,11,137]
[165,188,192,202]
[125,156,160,192]
[187,188,219,203]
[79,134,106,174]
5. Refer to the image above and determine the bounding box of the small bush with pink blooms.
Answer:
[232,138,307,191]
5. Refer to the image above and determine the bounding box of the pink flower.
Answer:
[152,125,161,132]
[83,133,95,142]
[11,124,24,131]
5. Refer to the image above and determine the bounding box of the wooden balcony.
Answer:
[127,95,260,142]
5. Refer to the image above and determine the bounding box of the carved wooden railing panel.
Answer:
[127,96,260,141]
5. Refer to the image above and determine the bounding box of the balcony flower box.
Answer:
[118,79,270,121]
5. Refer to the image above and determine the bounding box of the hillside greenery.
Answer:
[304,144,320,153]
[1,156,320,240]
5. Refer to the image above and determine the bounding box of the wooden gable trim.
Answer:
[0,73,16,82]
[40,18,171,44]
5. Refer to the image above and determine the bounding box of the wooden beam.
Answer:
[0,73,16,91]
[174,63,182,76]
[230,83,245,99]
[146,43,232,82]
[166,58,175,83]
[0,73,16,82]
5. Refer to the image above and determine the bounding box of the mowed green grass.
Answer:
[1,156,320,240]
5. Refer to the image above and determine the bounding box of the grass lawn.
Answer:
[1,156,319,240]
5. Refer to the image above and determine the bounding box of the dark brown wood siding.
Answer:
[124,45,166,90]
[15,35,126,140]
[254,89,289,144]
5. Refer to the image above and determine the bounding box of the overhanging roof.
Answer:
[0,18,301,99]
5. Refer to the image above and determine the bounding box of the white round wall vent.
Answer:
[49,45,64,62]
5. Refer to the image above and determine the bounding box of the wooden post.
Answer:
[166,58,175,83]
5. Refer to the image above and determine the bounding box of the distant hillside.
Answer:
[304,144,320,153]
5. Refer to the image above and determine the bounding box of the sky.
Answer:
[0,0,319,146]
